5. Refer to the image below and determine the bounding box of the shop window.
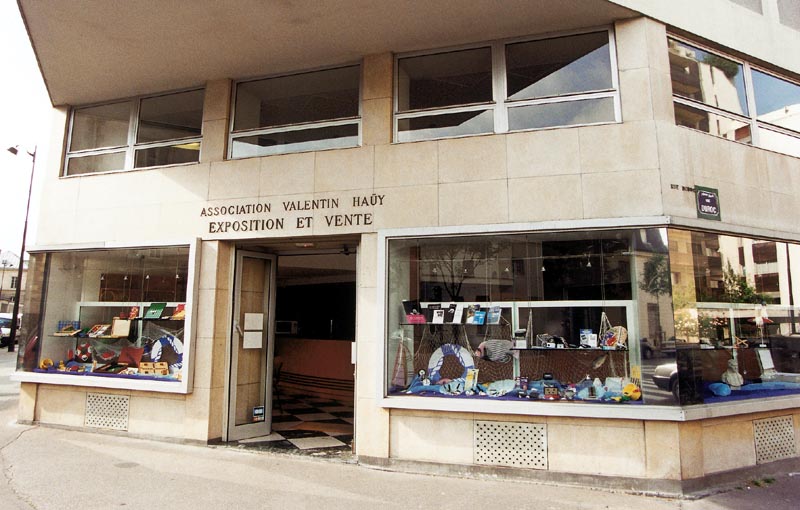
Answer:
[668,229,800,405]
[230,65,361,158]
[21,246,193,388]
[668,36,800,157]
[65,89,204,176]
[384,227,675,406]
[395,29,619,142]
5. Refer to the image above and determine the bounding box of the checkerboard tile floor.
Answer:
[236,392,354,455]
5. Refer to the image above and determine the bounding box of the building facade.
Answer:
[13,0,800,495]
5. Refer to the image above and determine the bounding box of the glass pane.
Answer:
[137,89,204,143]
[506,32,612,100]
[396,110,493,142]
[668,39,748,116]
[508,97,615,131]
[668,230,800,405]
[752,70,800,133]
[134,143,200,168]
[674,102,752,142]
[231,123,359,158]
[385,228,677,405]
[233,66,360,131]
[35,247,189,380]
[66,151,127,175]
[70,102,131,151]
[758,127,800,158]
[397,47,492,112]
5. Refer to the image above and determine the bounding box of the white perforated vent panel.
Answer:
[85,393,129,431]
[753,415,796,464]
[474,421,547,469]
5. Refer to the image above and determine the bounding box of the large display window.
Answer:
[384,228,674,406]
[668,231,800,404]
[383,227,800,409]
[15,244,198,393]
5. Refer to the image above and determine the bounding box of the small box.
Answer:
[154,362,169,375]
[139,362,155,375]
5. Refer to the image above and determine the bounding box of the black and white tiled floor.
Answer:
[235,391,354,456]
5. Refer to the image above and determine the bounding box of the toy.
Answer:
[74,342,92,363]
[622,383,641,401]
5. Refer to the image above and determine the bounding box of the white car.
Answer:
[0,313,20,347]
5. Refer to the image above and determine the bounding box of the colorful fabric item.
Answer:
[427,343,474,383]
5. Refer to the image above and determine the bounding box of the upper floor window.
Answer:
[394,29,619,143]
[10,276,18,289]
[230,65,361,158]
[669,37,800,158]
[65,89,204,176]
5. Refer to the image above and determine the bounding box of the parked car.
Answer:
[652,361,678,400]
[0,313,20,347]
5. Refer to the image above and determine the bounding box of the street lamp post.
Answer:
[6,145,36,353]
[0,259,9,311]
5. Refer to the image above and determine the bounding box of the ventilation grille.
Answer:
[85,393,129,431]
[753,415,797,464]
[474,421,547,469]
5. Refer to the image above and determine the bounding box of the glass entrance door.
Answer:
[227,251,276,441]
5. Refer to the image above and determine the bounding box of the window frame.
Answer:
[668,34,800,155]
[393,26,621,143]
[63,88,205,177]
[228,63,363,159]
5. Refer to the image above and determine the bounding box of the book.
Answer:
[110,318,131,338]
[444,303,457,323]
[472,310,486,325]
[452,304,465,324]
[432,308,445,324]
[465,304,478,324]
[402,299,426,324]
[170,304,186,320]
[144,302,167,319]
[487,306,502,324]
[425,303,441,323]
[87,324,111,338]
[128,306,140,320]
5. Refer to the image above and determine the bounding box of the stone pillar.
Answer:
[200,79,232,163]
[614,17,674,123]
[361,53,393,146]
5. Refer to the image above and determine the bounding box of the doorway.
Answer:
[226,239,357,453]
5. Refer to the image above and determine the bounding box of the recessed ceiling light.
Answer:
[294,242,315,248]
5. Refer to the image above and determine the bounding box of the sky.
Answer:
[0,0,51,262]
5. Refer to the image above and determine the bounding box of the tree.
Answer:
[722,261,767,304]
[639,253,671,296]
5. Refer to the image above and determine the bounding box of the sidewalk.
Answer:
[1,350,798,510]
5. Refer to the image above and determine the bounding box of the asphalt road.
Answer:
[0,349,799,509]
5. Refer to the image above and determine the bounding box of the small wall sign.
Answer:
[253,405,265,422]
[695,186,721,221]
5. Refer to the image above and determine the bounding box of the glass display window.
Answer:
[384,227,674,406]
[668,230,800,404]
[18,245,197,392]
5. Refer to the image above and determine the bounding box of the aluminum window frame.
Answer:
[668,34,800,155]
[228,63,363,159]
[63,88,205,177]
[393,26,621,143]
